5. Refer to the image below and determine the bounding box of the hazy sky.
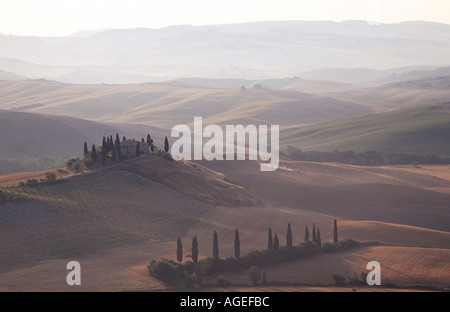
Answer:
[1,0,449,36]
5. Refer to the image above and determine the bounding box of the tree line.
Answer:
[282,146,450,166]
[176,220,339,263]
[148,219,363,288]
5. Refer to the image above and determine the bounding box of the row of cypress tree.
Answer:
[176,220,339,263]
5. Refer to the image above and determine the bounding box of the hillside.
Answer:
[195,159,450,232]
[328,76,450,112]
[0,108,166,163]
[0,68,27,81]
[0,79,372,129]
[280,104,450,156]
[175,77,357,93]
[0,155,257,274]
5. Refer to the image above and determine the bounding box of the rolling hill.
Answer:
[0,108,166,162]
[0,79,372,129]
[328,75,450,112]
[280,104,450,156]
[0,155,257,274]
[195,159,450,232]
[1,21,450,83]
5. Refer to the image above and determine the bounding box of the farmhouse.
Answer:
[120,139,149,156]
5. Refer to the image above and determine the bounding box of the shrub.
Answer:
[147,259,180,286]
[82,157,93,169]
[45,172,57,183]
[322,242,339,253]
[333,274,346,286]
[26,179,40,187]
[216,275,230,287]
[0,190,7,204]
[247,266,262,285]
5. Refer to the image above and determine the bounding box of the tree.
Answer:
[177,237,183,263]
[192,235,199,263]
[147,134,153,145]
[123,136,126,142]
[246,266,262,285]
[213,231,219,260]
[151,144,155,153]
[305,226,310,242]
[91,144,97,163]
[164,136,169,153]
[334,219,339,245]
[273,234,280,251]
[312,224,317,243]
[234,229,240,259]
[141,138,145,143]
[286,223,293,247]
[101,137,107,165]
[136,142,141,158]
[115,134,122,162]
[83,142,89,157]
[268,228,273,251]
[317,227,322,247]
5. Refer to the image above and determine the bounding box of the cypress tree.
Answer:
[317,227,322,247]
[234,229,240,259]
[192,235,199,263]
[136,142,140,158]
[115,134,122,161]
[142,138,145,143]
[312,223,317,243]
[268,228,273,251]
[177,237,183,263]
[147,134,153,145]
[83,142,89,157]
[123,136,126,142]
[274,234,280,251]
[111,142,117,162]
[213,231,219,260]
[286,223,293,247]
[101,137,107,165]
[164,137,169,153]
[151,144,155,153]
[305,226,310,242]
[334,219,339,245]
[91,144,97,163]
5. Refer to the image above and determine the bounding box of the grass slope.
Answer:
[280,104,450,156]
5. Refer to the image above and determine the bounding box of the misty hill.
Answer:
[280,104,450,156]
[329,75,450,112]
[175,77,357,93]
[299,65,450,86]
[1,21,450,83]
[0,68,27,81]
[0,79,372,129]
[0,109,165,162]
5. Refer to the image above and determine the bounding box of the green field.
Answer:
[280,104,450,156]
